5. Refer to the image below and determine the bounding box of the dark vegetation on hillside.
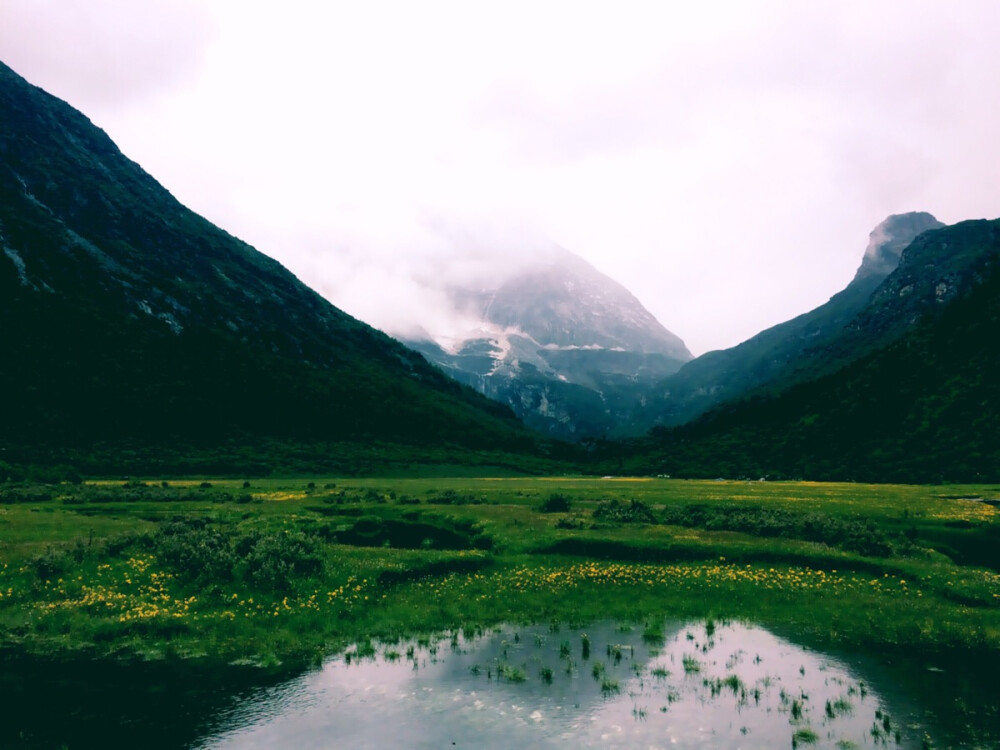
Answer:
[620,219,1000,483]
[0,61,573,476]
[638,213,944,431]
[2,60,999,484]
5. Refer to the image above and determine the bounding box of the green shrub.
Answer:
[659,503,893,557]
[539,493,571,513]
[29,547,70,580]
[593,498,657,524]
[153,520,324,591]
[237,529,324,591]
[154,520,236,583]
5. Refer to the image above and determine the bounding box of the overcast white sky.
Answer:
[3,1,998,355]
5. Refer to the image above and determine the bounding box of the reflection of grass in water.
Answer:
[559,641,571,658]
[592,661,605,680]
[356,640,376,659]
[600,677,619,695]
[682,655,701,674]
[651,666,670,679]
[703,674,746,701]
[496,662,526,683]
[791,698,804,720]
[539,666,553,684]
[642,622,664,644]
[792,728,819,746]
[870,708,900,743]
[607,644,626,664]
[581,633,591,660]
[826,696,853,718]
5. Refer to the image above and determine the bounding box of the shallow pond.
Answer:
[5,619,999,748]
[198,621,998,749]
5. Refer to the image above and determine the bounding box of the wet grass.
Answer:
[1,477,999,665]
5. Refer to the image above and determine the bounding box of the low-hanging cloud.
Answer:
[5,1,1000,356]
[279,212,568,343]
[0,0,213,111]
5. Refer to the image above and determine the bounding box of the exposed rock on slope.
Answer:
[403,246,692,439]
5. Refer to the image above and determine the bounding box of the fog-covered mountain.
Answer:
[402,246,692,439]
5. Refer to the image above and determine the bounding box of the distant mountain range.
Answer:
[403,205,1000,481]
[402,246,691,439]
[2,58,997,482]
[0,60,555,476]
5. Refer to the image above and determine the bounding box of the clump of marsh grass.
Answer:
[682,655,701,674]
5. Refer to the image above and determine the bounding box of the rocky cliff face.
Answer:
[852,212,944,283]
[403,245,691,439]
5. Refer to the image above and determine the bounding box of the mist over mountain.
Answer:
[623,216,1000,482]
[634,212,945,430]
[401,245,691,439]
[0,60,554,475]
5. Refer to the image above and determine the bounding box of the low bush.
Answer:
[539,493,571,513]
[659,504,893,557]
[151,519,328,592]
[593,498,657,524]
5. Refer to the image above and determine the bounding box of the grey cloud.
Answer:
[0,0,213,112]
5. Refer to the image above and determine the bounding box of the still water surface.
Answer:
[5,619,999,748]
[198,620,997,749]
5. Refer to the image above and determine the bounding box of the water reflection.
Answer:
[200,621,953,749]
[0,653,295,750]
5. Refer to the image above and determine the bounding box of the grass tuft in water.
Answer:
[792,727,819,746]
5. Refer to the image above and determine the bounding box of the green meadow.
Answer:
[2,477,998,666]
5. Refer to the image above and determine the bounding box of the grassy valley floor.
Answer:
[1,477,999,667]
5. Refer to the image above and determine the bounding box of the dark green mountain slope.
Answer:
[623,218,1000,482]
[0,61,553,475]
[638,212,943,430]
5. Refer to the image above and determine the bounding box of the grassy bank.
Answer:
[1,477,998,665]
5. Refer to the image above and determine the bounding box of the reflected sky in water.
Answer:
[201,620,943,749]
